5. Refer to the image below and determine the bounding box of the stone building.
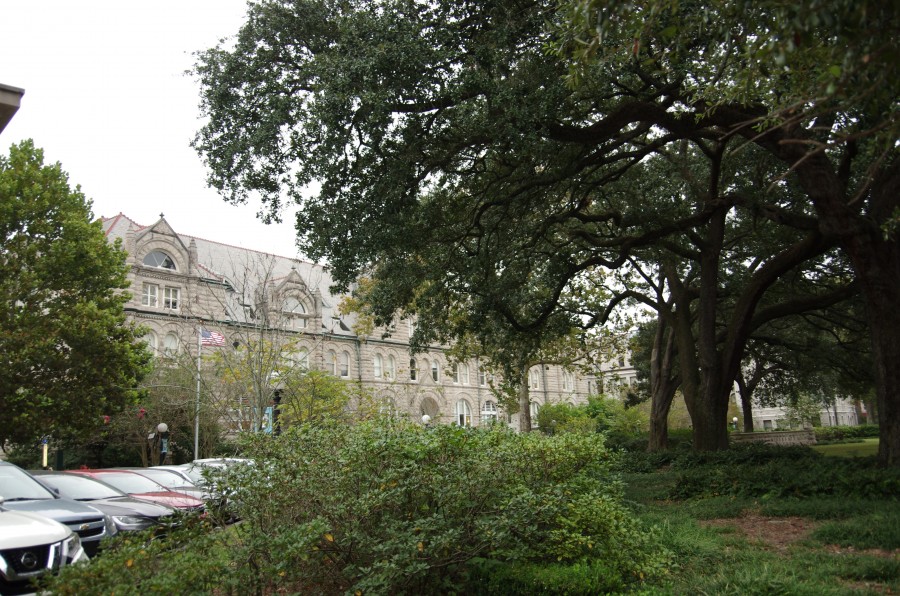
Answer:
[102,214,592,431]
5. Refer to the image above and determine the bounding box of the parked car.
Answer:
[65,470,204,512]
[31,471,174,532]
[0,504,88,596]
[120,468,210,501]
[0,462,114,558]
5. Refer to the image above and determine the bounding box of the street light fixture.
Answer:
[157,423,170,464]
[732,416,739,431]
[422,414,431,427]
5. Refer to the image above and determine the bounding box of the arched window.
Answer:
[409,358,418,382]
[163,333,179,357]
[340,351,350,377]
[374,353,383,378]
[562,371,575,392]
[326,350,337,375]
[290,349,309,371]
[459,363,469,385]
[144,331,158,354]
[456,400,472,427]
[282,296,307,330]
[481,400,497,423]
[386,355,396,380]
[530,401,540,427]
[529,367,541,390]
[143,251,176,270]
[431,360,439,382]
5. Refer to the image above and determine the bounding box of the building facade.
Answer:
[102,214,592,431]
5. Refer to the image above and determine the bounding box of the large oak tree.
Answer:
[193,0,894,462]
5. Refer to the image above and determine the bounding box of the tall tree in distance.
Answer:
[0,141,152,448]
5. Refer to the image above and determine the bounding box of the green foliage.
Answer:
[813,511,900,550]
[535,401,596,435]
[278,369,367,427]
[814,424,880,442]
[465,557,639,595]
[220,419,666,593]
[665,444,900,500]
[0,141,152,449]
[43,515,230,595]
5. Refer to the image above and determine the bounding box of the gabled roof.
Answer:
[101,213,356,335]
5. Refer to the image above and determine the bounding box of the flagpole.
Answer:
[195,325,201,461]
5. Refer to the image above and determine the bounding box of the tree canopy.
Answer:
[0,141,151,448]
[193,0,896,462]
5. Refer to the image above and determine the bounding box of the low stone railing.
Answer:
[730,429,817,446]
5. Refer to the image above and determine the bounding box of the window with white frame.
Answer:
[143,251,176,270]
[481,400,497,423]
[163,333,178,357]
[478,366,486,386]
[529,367,540,390]
[340,351,350,377]
[431,360,439,382]
[326,350,337,375]
[530,401,540,427]
[291,349,309,371]
[282,296,307,329]
[410,358,418,381]
[142,283,158,307]
[456,400,472,426]
[374,353,383,378]
[144,331,158,354]
[562,371,575,392]
[386,355,396,380]
[452,363,459,383]
[163,286,180,310]
[459,363,469,385]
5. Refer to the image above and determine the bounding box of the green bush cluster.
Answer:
[663,444,900,500]
[48,418,667,594]
[814,424,880,443]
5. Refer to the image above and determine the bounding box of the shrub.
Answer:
[226,418,667,594]
[814,424,880,443]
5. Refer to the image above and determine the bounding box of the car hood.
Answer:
[129,491,204,509]
[85,497,173,518]
[0,509,72,548]
[3,498,105,523]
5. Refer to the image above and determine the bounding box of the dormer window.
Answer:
[282,296,307,330]
[143,251,176,270]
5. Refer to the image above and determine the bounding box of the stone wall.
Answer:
[730,430,817,446]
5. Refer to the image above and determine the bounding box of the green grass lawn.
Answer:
[812,437,880,458]
[622,444,899,594]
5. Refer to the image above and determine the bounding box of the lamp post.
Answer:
[732,416,739,431]
[157,423,170,465]
[422,414,431,428]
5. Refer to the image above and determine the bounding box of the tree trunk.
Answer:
[518,368,532,432]
[648,315,679,451]
[741,394,754,433]
[648,387,676,451]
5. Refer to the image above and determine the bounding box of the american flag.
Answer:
[200,328,226,347]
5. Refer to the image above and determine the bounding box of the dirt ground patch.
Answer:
[701,514,818,551]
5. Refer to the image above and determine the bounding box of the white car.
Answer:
[0,503,88,595]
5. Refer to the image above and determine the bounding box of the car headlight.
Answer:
[112,515,153,531]
[105,514,118,536]
[64,532,89,564]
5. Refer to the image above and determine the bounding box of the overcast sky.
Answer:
[1,1,305,259]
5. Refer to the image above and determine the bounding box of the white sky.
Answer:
[1,1,304,259]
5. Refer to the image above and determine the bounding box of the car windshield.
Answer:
[136,469,196,490]
[40,474,124,500]
[88,472,167,494]
[0,465,55,500]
